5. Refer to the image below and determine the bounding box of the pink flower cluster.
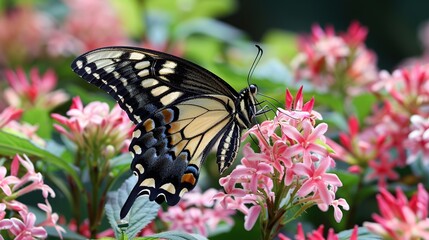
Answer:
[52,97,133,158]
[0,107,22,129]
[292,22,378,95]
[0,1,128,64]
[0,6,51,64]
[364,184,429,239]
[278,223,359,240]
[375,66,429,166]
[47,0,128,56]
[159,188,235,237]
[0,155,65,239]
[214,87,348,234]
[330,64,429,187]
[3,68,68,110]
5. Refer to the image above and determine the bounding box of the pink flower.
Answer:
[3,68,68,110]
[367,65,429,168]
[52,96,133,157]
[0,166,20,196]
[405,115,429,165]
[64,218,114,238]
[0,211,47,240]
[0,107,22,129]
[364,184,429,239]
[293,223,359,240]
[292,22,377,95]
[366,153,399,188]
[329,115,400,186]
[160,188,235,237]
[342,21,368,47]
[373,66,429,114]
[0,203,6,221]
[10,155,55,199]
[37,200,66,238]
[294,156,342,205]
[330,198,350,223]
[47,0,128,56]
[0,6,52,65]
[282,121,329,166]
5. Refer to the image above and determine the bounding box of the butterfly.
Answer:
[71,46,259,219]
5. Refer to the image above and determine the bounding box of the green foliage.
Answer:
[0,131,83,190]
[105,176,160,239]
[21,108,53,139]
[337,227,381,240]
[142,231,208,240]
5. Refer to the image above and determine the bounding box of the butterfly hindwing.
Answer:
[120,96,235,218]
[71,47,258,219]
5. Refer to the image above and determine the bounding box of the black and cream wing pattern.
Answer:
[71,46,258,218]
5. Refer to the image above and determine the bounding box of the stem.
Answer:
[346,171,364,229]
[69,175,82,224]
[88,151,102,239]
[69,151,85,224]
[261,199,287,240]
[261,177,289,240]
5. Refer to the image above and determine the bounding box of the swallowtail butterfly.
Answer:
[71,47,258,218]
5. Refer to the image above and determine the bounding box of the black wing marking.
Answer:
[71,47,239,124]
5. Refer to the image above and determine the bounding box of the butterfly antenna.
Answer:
[245,45,270,152]
[247,45,264,86]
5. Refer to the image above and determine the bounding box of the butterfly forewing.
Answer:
[71,47,258,219]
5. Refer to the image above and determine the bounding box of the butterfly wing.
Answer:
[71,47,242,218]
[71,47,239,124]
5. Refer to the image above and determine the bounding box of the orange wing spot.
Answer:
[170,132,183,146]
[181,173,197,185]
[168,122,181,134]
[143,119,155,131]
[161,109,174,124]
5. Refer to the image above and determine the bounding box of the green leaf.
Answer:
[337,226,381,240]
[262,29,298,60]
[351,93,377,123]
[110,153,132,177]
[110,0,143,37]
[105,176,160,239]
[21,107,52,139]
[143,231,208,240]
[28,206,87,240]
[0,130,83,190]
[145,0,236,20]
[174,18,243,42]
[206,222,233,237]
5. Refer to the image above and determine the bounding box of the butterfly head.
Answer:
[248,84,259,123]
[236,84,259,128]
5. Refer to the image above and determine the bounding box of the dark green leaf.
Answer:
[143,231,208,240]
[0,130,83,190]
[337,226,381,240]
[105,176,160,239]
[21,107,52,139]
[351,94,377,123]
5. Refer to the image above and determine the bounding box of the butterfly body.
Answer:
[71,47,258,218]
